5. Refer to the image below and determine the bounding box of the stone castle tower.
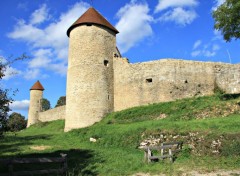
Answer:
[27,80,44,127]
[27,7,240,131]
[64,7,119,131]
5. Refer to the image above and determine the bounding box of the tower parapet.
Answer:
[27,81,44,127]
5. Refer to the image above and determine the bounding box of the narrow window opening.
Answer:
[108,95,110,100]
[185,80,188,83]
[146,78,152,83]
[104,60,109,67]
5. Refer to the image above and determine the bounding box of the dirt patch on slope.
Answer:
[30,145,51,151]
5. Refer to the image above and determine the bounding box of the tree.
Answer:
[0,55,28,138]
[0,54,27,138]
[0,60,10,137]
[55,96,66,107]
[41,98,51,111]
[212,0,240,42]
[7,112,27,132]
[0,89,12,137]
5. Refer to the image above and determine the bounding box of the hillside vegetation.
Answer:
[0,93,240,175]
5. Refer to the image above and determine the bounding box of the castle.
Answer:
[27,7,240,132]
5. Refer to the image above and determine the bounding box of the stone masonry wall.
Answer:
[113,58,240,111]
[215,63,240,93]
[38,105,66,122]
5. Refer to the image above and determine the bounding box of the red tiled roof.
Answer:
[67,7,119,37]
[30,81,44,91]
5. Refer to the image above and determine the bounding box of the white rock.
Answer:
[90,137,97,142]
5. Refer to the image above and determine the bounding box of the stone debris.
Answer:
[90,137,97,142]
[139,132,227,155]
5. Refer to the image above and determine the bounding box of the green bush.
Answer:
[7,112,26,132]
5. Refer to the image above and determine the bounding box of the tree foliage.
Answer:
[41,98,51,111]
[7,112,27,132]
[0,89,12,137]
[0,55,28,137]
[55,96,66,107]
[213,0,240,42]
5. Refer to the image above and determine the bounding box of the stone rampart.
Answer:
[215,63,240,93]
[113,58,240,111]
[38,105,66,122]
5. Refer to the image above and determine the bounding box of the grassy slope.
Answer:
[1,94,240,175]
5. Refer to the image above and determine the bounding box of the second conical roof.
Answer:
[30,80,44,91]
[67,7,119,37]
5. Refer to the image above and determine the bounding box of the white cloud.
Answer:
[47,63,67,76]
[191,43,220,57]
[0,56,7,64]
[8,2,89,77]
[24,69,41,80]
[29,49,52,68]
[10,100,30,111]
[116,1,153,53]
[29,49,67,76]
[0,56,22,80]
[193,40,202,49]
[155,0,198,12]
[30,4,49,25]
[155,0,198,26]
[17,2,28,10]
[158,7,197,26]
[8,20,45,43]
[205,51,216,57]
[212,0,226,11]
[191,50,201,57]
[2,66,22,80]
[212,44,220,51]
[212,29,223,41]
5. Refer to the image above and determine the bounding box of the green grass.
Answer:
[0,94,240,175]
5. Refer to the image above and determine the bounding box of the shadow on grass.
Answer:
[0,148,101,176]
[0,134,53,156]
[0,134,101,175]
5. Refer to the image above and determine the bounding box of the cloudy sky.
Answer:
[1,0,239,118]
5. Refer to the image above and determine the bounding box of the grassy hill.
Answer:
[1,93,240,175]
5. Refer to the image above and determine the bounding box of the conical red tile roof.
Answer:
[30,80,44,91]
[67,7,119,37]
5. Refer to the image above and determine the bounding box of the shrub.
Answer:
[7,112,27,132]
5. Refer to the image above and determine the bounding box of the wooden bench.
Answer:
[142,142,183,163]
[0,153,67,176]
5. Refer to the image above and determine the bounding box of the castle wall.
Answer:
[215,64,240,93]
[65,25,116,131]
[113,58,240,111]
[38,105,66,122]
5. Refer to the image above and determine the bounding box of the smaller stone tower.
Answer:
[27,81,44,127]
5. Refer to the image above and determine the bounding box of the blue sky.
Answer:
[0,0,239,118]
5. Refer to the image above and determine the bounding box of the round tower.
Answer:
[27,80,44,127]
[65,7,119,131]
